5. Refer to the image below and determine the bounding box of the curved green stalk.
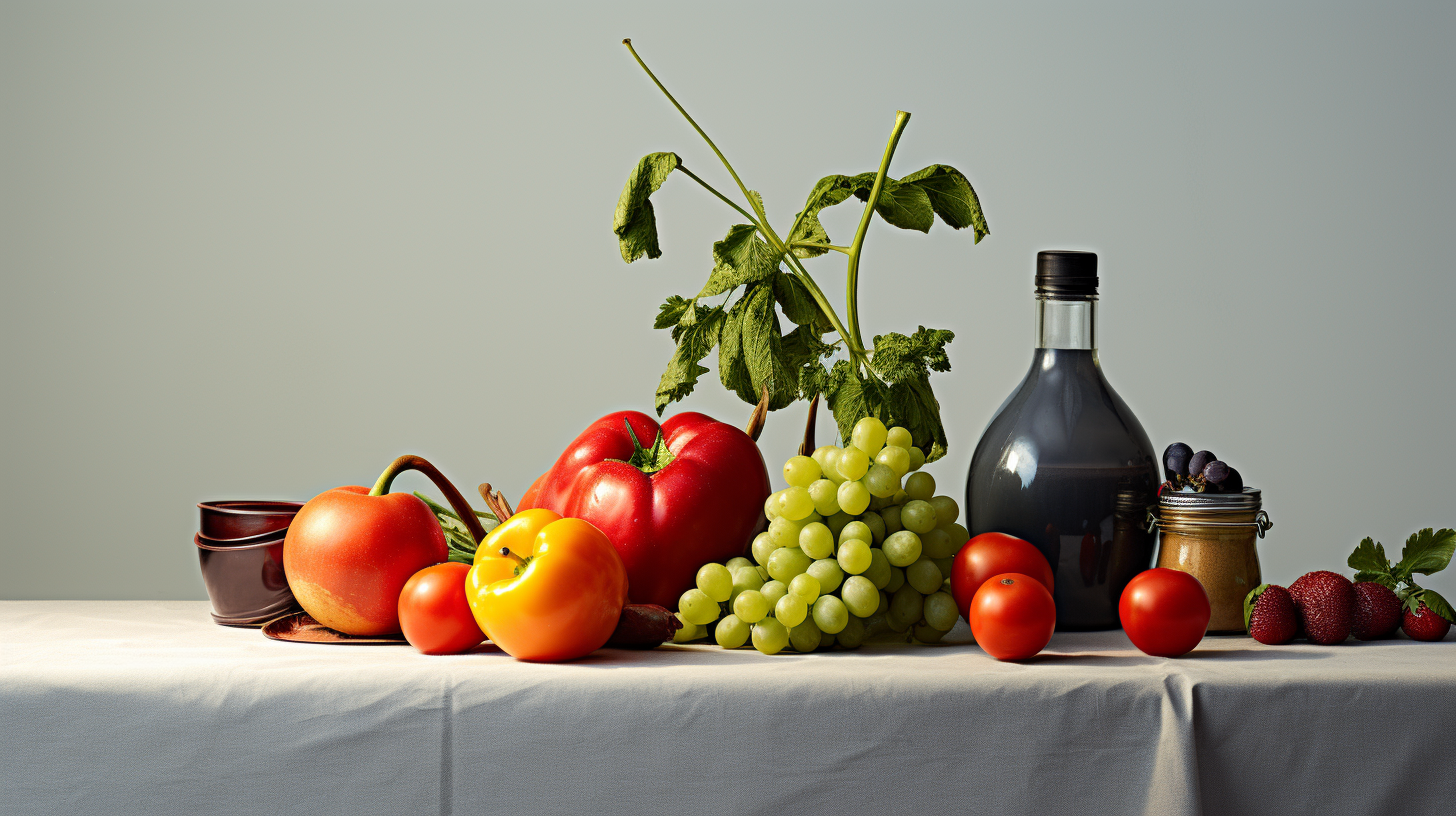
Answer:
[677,166,761,227]
[846,111,911,357]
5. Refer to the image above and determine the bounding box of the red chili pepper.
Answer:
[520,410,771,608]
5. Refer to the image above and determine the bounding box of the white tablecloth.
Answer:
[2,601,1452,816]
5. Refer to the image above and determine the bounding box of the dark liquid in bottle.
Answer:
[966,349,1159,630]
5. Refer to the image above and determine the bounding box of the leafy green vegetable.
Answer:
[617,40,989,460]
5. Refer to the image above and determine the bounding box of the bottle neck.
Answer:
[1036,295,1097,350]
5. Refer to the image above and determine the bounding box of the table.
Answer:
[2,601,1452,816]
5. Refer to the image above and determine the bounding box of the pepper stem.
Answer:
[498,547,527,566]
[368,454,489,543]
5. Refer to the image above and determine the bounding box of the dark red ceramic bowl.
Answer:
[198,500,303,540]
[196,533,300,627]
[195,527,288,549]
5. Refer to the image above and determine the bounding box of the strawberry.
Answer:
[1288,570,1355,645]
[1402,601,1451,642]
[1244,584,1297,645]
[1351,581,1402,640]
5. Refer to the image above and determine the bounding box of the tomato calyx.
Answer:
[610,418,677,475]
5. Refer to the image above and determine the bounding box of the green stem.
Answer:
[368,454,489,543]
[678,166,761,226]
[846,111,912,358]
[790,241,852,255]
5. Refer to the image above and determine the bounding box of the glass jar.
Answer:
[1148,488,1273,633]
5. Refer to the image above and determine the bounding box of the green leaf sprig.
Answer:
[415,491,499,564]
[615,40,988,461]
[1347,527,1456,622]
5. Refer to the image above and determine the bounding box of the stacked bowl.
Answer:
[196,501,304,626]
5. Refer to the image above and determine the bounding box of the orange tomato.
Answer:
[466,509,628,662]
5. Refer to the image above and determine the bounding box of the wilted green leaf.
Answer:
[870,327,955,381]
[853,175,933,233]
[901,164,990,242]
[655,303,726,414]
[614,152,681,263]
[698,224,782,298]
[653,294,693,330]
[773,272,832,333]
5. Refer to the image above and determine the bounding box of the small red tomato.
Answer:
[968,572,1057,661]
[952,533,1055,623]
[398,562,485,655]
[1119,568,1210,657]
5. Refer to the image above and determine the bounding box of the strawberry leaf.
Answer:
[1422,590,1454,623]
[1397,528,1456,579]
[1347,537,1392,576]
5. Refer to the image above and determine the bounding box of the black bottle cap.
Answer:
[1035,250,1098,298]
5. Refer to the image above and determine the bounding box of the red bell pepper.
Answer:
[519,410,771,608]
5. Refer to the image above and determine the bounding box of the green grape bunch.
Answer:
[672,418,970,654]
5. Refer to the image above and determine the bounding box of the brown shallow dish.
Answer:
[262,611,407,645]
[196,534,300,627]
[198,500,303,540]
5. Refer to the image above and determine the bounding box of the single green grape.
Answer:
[837,480,872,516]
[820,447,845,484]
[841,575,880,617]
[837,446,870,481]
[864,610,896,636]
[769,516,805,549]
[888,585,924,630]
[714,613,750,648]
[839,521,873,545]
[798,521,835,560]
[788,618,822,653]
[860,511,887,544]
[837,538,872,575]
[695,563,733,603]
[811,445,837,471]
[906,558,944,595]
[782,455,822,488]
[885,426,913,449]
[929,496,959,527]
[752,617,789,655]
[923,591,959,631]
[851,416,888,456]
[947,523,971,547]
[672,615,704,643]
[905,471,935,501]
[811,594,849,634]
[879,590,892,619]
[862,463,901,498]
[920,528,955,559]
[863,547,891,589]
[913,623,947,644]
[726,556,754,572]
[901,500,938,535]
[875,445,910,478]
[759,579,788,611]
[807,479,841,516]
[885,566,906,593]
[836,614,866,648]
[807,558,844,593]
[751,532,781,566]
[788,573,821,604]
[766,546,813,583]
[818,631,837,651]
[730,565,764,599]
[931,557,955,578]
[802,510,822,525]
[906,446,926,472]
[880,505,903,534]
[775,593,808,628]
[883,530,923,567]
[824,510,854,538]
[891,489,910,506]
[756,566,770,582]
[763,493,781,520]
[779,486,815,521]
[733,589,769,623]
[868,494,895,511]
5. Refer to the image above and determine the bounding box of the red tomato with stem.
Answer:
[951,533,1055,623]
[969,573,1057,661]
[1118,568,1210,657]
[398,562,485,655]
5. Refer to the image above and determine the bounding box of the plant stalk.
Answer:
[368,455,488,543]
[846,111,912,357]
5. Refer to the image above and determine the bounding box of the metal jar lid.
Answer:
[1149,487,1273,538]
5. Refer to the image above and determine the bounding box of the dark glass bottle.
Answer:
[965,251,1158,630]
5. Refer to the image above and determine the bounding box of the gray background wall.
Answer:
[3,1,1453,605]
